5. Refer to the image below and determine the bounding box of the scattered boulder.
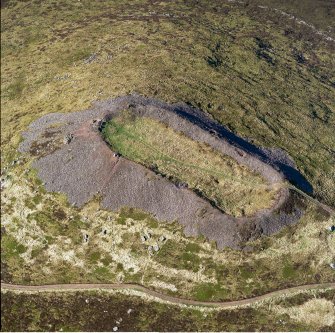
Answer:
[63,133,74,144]
[141,235,147,243]
[153,244,160,252]
[0,178,7,190]
[148,245,153,255]
[84,53,97,64]
[159,235,166,242]
[98,119,107,131]
[145,231,151,239]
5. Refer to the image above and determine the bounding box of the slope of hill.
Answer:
[1,0,334,331]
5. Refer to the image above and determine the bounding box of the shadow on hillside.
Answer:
[173,105,313,194]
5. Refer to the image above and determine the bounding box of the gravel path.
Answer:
[2,282,334,308]
[19,95,310,249]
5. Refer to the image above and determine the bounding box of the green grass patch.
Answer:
[2,235,27,257]
[4,77,25,100]
[89,251,101,264]
[193,283,228,301]
[101,255,114,267]
[240,265,254,280]
[282,261,297,279]
[117,207,153,224]
[155,239,202,272]
[185,242,202,253]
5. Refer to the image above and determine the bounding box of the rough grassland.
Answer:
[1,289,334,331]
[103,114,278,217]
[249,0,335,33]
[1,163,334,302]
[1,0,335,206]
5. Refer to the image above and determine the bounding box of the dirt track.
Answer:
[2,282,335,308]
[18,95,315,249]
